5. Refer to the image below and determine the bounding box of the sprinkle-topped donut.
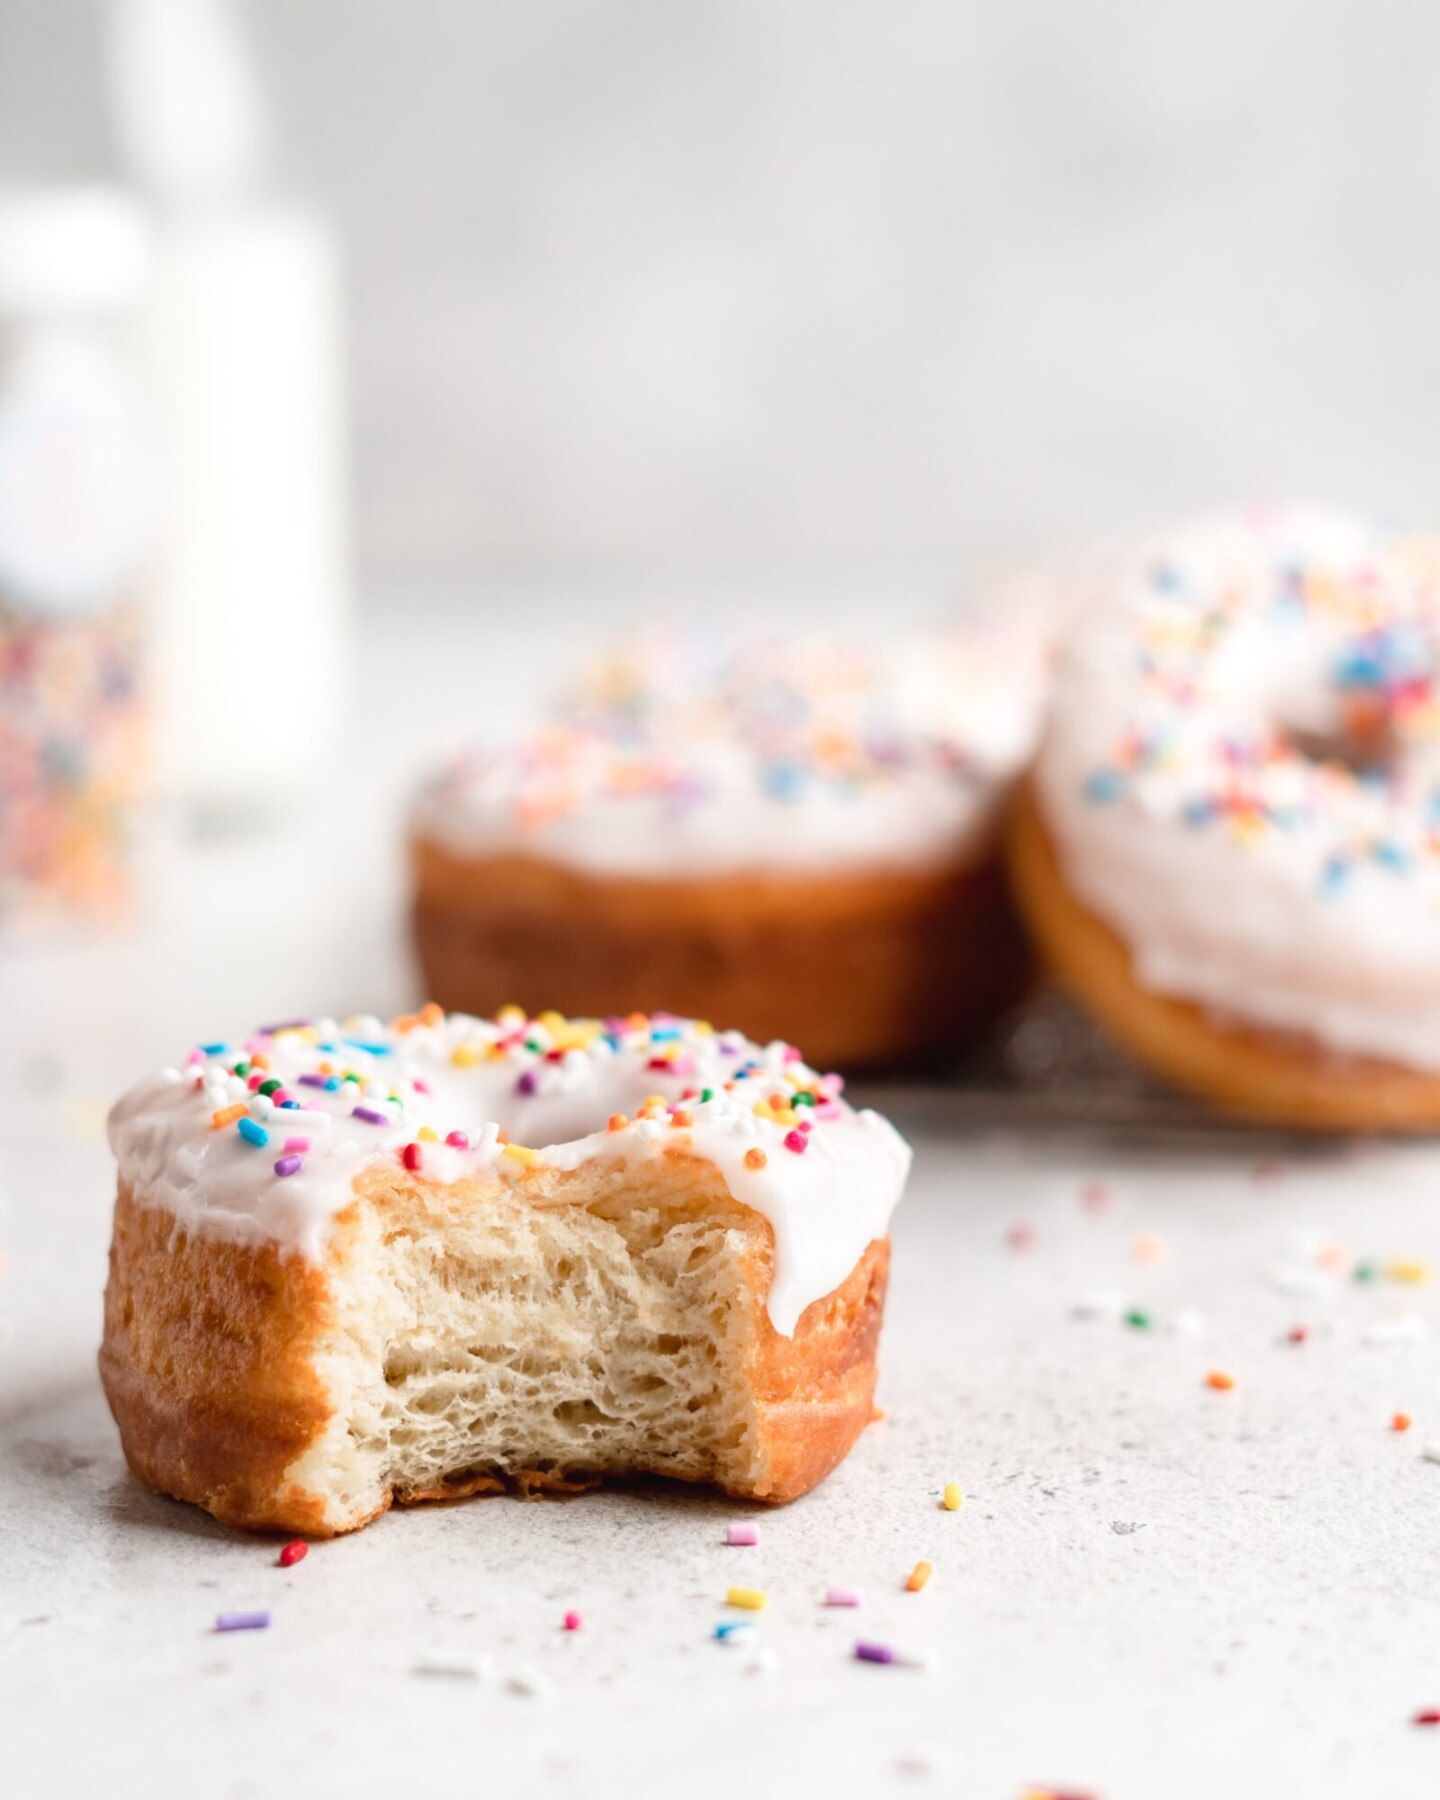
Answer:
[411,623,1046,875]
[1033,502,1440,1070]
[409,621,1045,1069]
[108,1006,911,1336]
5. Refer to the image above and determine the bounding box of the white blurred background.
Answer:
[5,0,1438,603]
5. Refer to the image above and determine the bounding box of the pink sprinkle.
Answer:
[726,1522,760,1547]
[271,1088,292,1106]
[414,1077,432,1095]
[1007,1223,1035,1251]
[825,1585,862,1607]
[186,1048,205,1067]
[247,1073,263,1091]
[815,1101,845,1120]
[283,1136,311,1154]
[563,1610,582,1632]
[783,1129,808,1155]
[1080,1181,1111,1215]
[445,1130,470,1149]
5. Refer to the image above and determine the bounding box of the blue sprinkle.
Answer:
[324,1076,341,1091]
[237,1117,270,1147]
[1182,797,1216,827]
[650,1026,681,1042]
[713,1620,755,1641]
[201,1042,227,1056]
[1319,856,1351,897]
[279,1099,302,1109]
[761,760,805,801]
[1084,769,1126,805]
[1372,840,1408,871]
[344,1038,392,1056]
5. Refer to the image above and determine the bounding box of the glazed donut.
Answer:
[1012,503,1440,1130]
[101,1007,910,1535]
[410,623,1046,1070]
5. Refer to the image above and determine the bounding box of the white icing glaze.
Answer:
[108,1010,912,1337]
[1038,502,1440,1068]
[411,623,1047,877]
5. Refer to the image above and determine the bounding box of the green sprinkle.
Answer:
[699,1088,714,1103]
[258,1078,282,1097]
[1353,1261,1378,1284]
[1124,1308,1152,1330]
[792,1090,817,1106]
[232,1061,250,1078]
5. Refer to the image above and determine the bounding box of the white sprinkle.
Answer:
[505,1667,555,1700]
[743,1646,779,1676]
[1361,1315,1430,1347]
[248,1094,275,1121]
[412,1651,494,1681]
[1072,1288,1127,1321]
[479,1121,501,1154]
[637,1119,663,1141]
[1170,1309,1208,1338]
[160,1068,185,1085]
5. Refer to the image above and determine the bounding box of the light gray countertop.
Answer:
[4,615,1440,1799]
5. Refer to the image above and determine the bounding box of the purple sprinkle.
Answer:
[516,1070,539,1097]
[258,1019,310,1035]
[215,1611,270,1633]
[854,1641,895,1664]
[274,1154,304,1177]
[352,1104,389,1125]
[298,1073,328,1089]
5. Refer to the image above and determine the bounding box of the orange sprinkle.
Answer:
[871,1403,887,1422]
[905,1560,933,1592]
[608,1113,628,1132]
[210,1103,246,1130]
[1393,1412,1413,1432]
[1205,1370,1236,1391]
[670,1110,692,1128]
[744,1148,767,1171]
[420,1001,444,1026]
[249,1052,270,1071]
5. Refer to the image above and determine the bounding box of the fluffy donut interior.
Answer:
[288,1159,768,1523]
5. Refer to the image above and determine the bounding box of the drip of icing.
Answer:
[108,1009,912,1337]
[410,623,1047,877]
[1038,502,1440,1069]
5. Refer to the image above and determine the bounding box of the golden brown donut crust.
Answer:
[1009,777,1440,1132]
[410,834,1032,1071]
[100,1174,890,1537]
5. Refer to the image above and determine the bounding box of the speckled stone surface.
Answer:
[5,618,1440,1798]
[6,1119,1440,1800]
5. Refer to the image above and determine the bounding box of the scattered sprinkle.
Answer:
[1205,1370,1236,1391]
[563,1611,582,1631]
[1393,1412,1413,1432]
[825,1585,862,1607]
[942,1482,963,1512]
[278,1541,307,1568]
[726,1586,767,1611]
[905,1560,933,1592]
[726,1522,760,1547]
[214,1611,270,1633]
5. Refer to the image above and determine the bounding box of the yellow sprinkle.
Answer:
[942,1482,963,1512]
[537,1009,567,1036]
[1387,1260,1431,1285]
[692,1021,713,1037]
[451,1044,480,1068]
[905,1560,933,1592]
[726,1586,767,1611]
[416,1126,439,1142]
[497,1004,526,1026]
[503,1144,540,1167]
